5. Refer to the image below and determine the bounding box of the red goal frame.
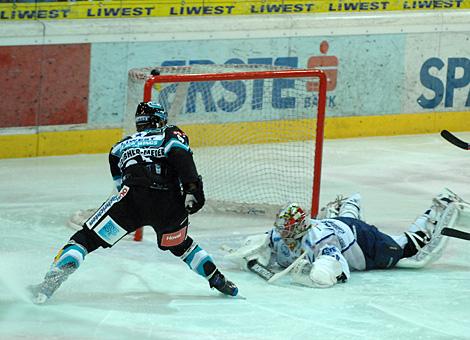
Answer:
[133,69,327,241]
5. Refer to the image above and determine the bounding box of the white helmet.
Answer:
[274,203,311,240]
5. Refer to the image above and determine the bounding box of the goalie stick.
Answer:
[440,130,470,150]
[247,252,308,283]
[441,227,470,241]
[221,244,307,283]
[246,259,275,281]
[220,244,275,281]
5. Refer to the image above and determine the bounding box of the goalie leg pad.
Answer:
[318,193,363,220]
[402,231,430,258]
[338,193,362,220]
[408,188,466,235]
[318,195,344,219]
[397,202,458,268]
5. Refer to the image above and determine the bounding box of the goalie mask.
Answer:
[274,203,311,241]
[135,101,168,132]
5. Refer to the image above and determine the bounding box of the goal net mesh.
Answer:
[127,64,326,216]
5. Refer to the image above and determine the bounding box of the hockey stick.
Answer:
[246,259,275,281]
[440,130,470,150]
[441,227,470,241]
[247,252,308,283]
[220,244,275,281]
[267,252,308,283]
[221,244,307,283]
[221,244,278,281]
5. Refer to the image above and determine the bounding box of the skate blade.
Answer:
[27,284,48,305]
[222,293,246,300]
[33,293,48,305]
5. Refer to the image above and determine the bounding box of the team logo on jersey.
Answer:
[321,246,340,261]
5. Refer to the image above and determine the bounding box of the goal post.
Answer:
[129,65,327,241]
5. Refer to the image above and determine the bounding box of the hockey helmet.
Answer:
[274,203,311,240]
[135,101,168,131]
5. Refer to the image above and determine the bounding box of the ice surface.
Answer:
[1,133,470,339]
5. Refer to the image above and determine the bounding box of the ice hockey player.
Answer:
[30,101,238,304]
[226,189,464,288]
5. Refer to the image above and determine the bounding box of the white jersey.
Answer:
[268,218,367,278]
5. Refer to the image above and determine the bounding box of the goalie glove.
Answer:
[183,176,205,214]
[291,255,348,288]
[224,234,272,270]
[310,256,346,288]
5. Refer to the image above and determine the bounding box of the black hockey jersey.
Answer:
[109,125,199,191]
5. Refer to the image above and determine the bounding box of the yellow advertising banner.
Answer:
[0,0,468,20]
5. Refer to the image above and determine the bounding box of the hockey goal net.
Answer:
[71,64,327,241]
[132,63,326,212]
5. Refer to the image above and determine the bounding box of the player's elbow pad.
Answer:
[310,256,347,288]
[183,175,205,214]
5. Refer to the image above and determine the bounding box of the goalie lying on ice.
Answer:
[225,189,466,288]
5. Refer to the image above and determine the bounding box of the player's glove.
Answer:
[184,176,205,214]
[310,255,345,288]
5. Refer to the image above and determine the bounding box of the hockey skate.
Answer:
[397,189,463,268]
[420,188,464,233]
[29,267,73,304]
[318,193,363,220]
[318,195,345,219]
[209,270,238,297]
[432,188,466,214]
